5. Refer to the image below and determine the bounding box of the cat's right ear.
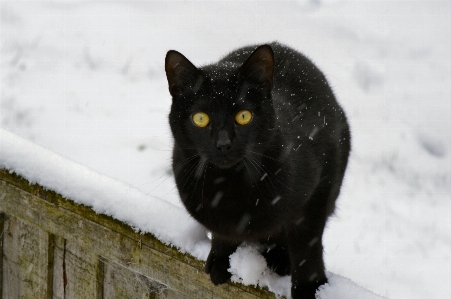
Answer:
[165,50,201,97]
[238,45,274,89]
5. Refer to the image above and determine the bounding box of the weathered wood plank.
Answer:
[103,259,166,299]
[1,215,50,299]
[159,288,185,299]
[0,212,5,299]
[52,236,99,299]
[97,257,105,299]
[0,170,276,299]
[46,233,55,299]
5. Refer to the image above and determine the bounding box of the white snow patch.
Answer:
[228,246,387,299]
[317,273,386,299]
[1,1,450,298]
[229,246,267,286]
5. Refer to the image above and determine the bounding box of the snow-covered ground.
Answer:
[1,1,449,298]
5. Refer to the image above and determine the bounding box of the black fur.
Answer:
[165,42,350,299]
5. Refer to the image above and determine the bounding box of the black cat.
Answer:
[165,42,350,299]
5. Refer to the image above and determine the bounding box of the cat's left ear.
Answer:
[238,45,274,89]
[165,50,200,97]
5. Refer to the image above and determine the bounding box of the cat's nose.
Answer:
[216,130,232,154]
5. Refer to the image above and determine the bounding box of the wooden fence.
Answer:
[0,169,276,299]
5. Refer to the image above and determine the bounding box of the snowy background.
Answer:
[1,1,450,298]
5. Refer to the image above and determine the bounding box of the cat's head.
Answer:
[166,45,276,169]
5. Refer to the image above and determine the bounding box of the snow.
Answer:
[229,246,268,287]
[1,1,450,298]
[0,129,209,259]
[228,245,386,299]
[228,247,290,298]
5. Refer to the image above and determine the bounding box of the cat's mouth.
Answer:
[210,155,242,169]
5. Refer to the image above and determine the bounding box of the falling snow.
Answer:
[0,1,449,299]
[271,195,282,205]
[211,191,223,207]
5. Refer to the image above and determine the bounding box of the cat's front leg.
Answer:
[285,227,328,299]
[205,235,240,285]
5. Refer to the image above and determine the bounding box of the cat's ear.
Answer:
[165,50,201,97]
[238,45,274,88]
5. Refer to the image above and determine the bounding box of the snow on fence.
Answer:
[0,129,386,299]
[0,168,274,299]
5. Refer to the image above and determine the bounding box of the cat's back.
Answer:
[220,42,338,112]
[219,42,322,85]
[222,42,348,140]
[222,42,350,187]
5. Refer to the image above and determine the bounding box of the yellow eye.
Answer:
[235,110,252,125]
[192,112,210,127]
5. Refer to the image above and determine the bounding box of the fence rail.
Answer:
[0,169,276,299]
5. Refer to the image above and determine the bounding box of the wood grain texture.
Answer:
[2,215,50,299]
[52,236,99,299]
[0,212,5,299]
[103,259,163,299]
[0,169,276,299]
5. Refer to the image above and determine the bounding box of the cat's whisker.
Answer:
[247,150,280,162]
[249,155,281,192]
[201,161,208,205]
[148,174,175,193]
[162,185,179,198]
[243,159,264,197]
[245,155,278,196]
[247,153,296,194]
[173,154,199,170]
[248,148,304,165]
[180,159,203,191]
[147,148,173,152]
[189,157,208,198]
[142,173,170,194]
[145,154,200,196]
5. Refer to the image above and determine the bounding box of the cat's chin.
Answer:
[210,157,242,169]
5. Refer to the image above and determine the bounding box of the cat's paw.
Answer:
[291,279,327,299]
[205,254,232,285]
[263,246,291,276]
